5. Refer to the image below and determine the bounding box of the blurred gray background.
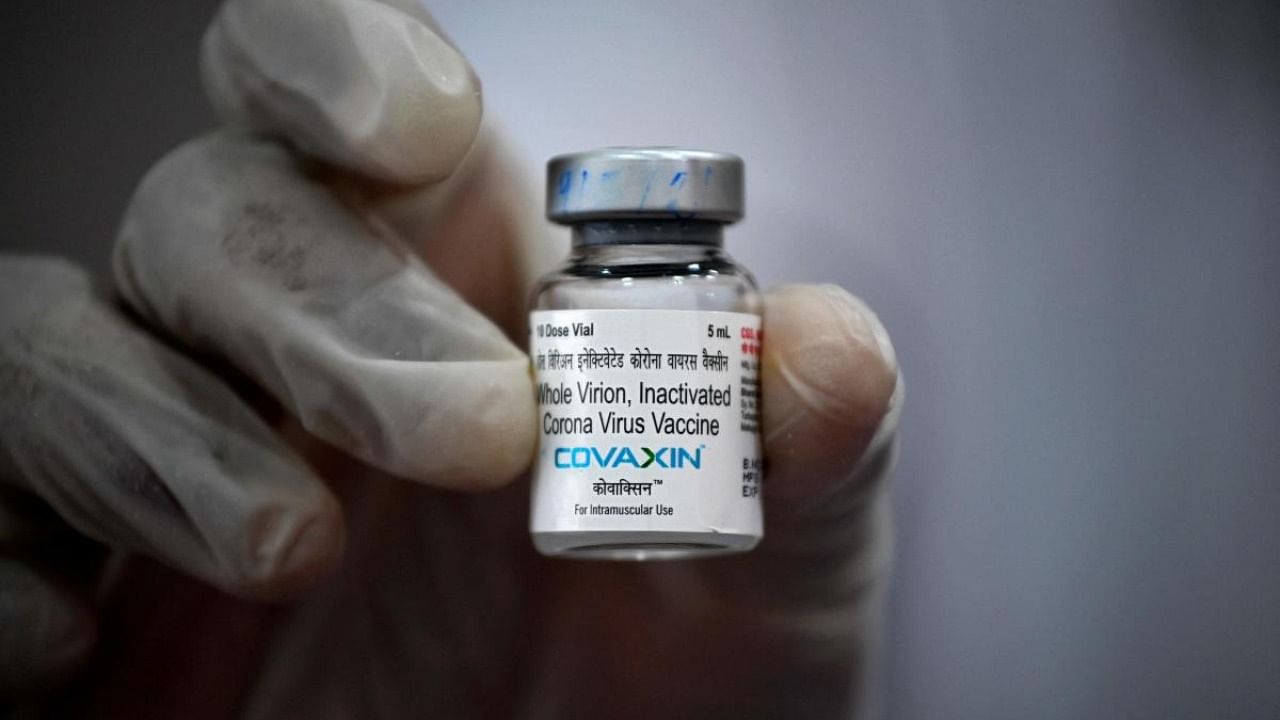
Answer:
[2,1,1277,718]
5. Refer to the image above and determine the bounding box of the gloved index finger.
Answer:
[114,131,536,491]
[201,0,482,185]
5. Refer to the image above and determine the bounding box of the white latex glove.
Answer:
[0,0,902,717]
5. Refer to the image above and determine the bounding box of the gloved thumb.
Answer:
[761,284,901,505]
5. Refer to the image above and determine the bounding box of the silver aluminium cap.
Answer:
[546,147,744,224]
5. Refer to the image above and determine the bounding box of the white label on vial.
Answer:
[529,309,763,536]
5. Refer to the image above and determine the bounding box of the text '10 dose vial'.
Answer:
[529,148,763,560]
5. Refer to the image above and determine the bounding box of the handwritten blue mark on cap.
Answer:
[639,169,658,208]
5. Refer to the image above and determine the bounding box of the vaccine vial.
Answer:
[529,148,763,560]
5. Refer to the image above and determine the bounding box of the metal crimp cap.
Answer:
[546,147,744,225]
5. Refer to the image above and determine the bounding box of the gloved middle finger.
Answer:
[113,130,536,490]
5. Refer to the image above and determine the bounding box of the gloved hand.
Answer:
[0,0,902,718]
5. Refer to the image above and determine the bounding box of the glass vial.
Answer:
[529,148,763,560]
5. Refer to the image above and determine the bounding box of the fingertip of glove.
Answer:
[274,501,346,595]
[764,284,898,427]
[454,371,539,492]
[201,0,482,185]
[761,284,900,499]
[232,492,346,601]
[385,359,536,492]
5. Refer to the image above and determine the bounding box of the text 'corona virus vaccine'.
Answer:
[529,148,763,560]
